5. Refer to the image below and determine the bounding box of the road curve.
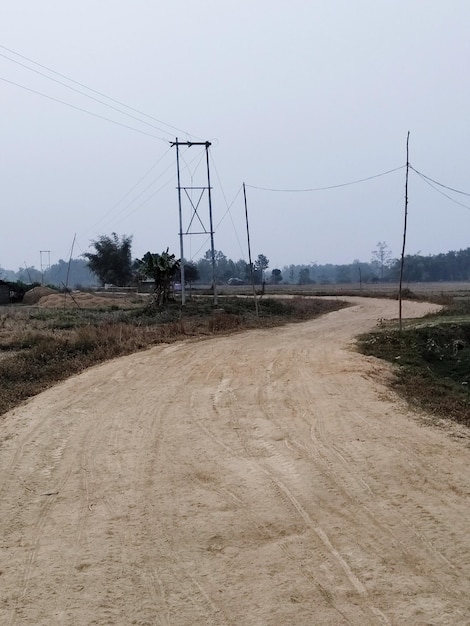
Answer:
[1,297,469,625]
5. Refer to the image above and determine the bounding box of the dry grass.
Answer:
[0,296,348,417]
[358,297,470,428]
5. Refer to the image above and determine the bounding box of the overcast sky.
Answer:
[1,1,470,272]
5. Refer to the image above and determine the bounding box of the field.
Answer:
[222,280,470,298]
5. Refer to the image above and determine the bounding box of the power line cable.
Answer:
[412,169,470,211]
[111,176,177,227]
[209,152,245,258]
[189,236,212,264]
[84,146,175,234]
[409,166,470,197]
[188,186,244,264]
[0,44,200,140]
[0,50,183,138]
[0,75,166,141]
[82,162,177,236]
[245,165,405,192]
[85,146,202,234]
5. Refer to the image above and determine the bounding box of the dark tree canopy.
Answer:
[270,268,283,284]
[177,262,199,285]
[298,267,312,285]
[83,233,133,287]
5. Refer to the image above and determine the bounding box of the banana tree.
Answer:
[136,249,181,306]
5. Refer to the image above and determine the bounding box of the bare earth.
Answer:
[1,297,470,625]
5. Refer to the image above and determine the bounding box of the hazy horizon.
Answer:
[2,2,470,272]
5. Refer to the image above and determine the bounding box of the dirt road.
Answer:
[1,297,469,625]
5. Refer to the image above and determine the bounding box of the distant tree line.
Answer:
[388,249,470,282]
[0,258,96,288]
[4,234,470,289]
[284,245,470,285]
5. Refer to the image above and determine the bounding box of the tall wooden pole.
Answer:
[399,131,410,332]
[243,183,259,316]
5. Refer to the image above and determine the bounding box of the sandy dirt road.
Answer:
[1,297,470,625]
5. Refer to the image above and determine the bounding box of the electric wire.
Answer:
[0,51,183,138]
[409,166,470,197]
[245,165,405,192]
[189,236,212,264]
[81,147,202,238]
[189,185,244,263]
[178,148,206,191]
[83,146,175,234]
[84,161,178,234]
[111,175,176,227]
[0,44,200,140]
[0,75,166,141]
[177,145,215,247]
[209,152,245,259]
[412,169,470,211]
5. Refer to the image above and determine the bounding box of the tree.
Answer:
[136,249,180,306]
[176,262,199,285]
[83,233,133,287]
[270,268,283,284]
[44,258,97,288]
[197,249,228,284]
[254,254,269,284]
[298,267,311,285]
[335,265,352,284]
[196,257,211,283]
[204,249,230,282]
[371,241,392,281]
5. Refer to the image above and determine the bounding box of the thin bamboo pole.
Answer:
[399,131,410,332]
[243,183,259,316]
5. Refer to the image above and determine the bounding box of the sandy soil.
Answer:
[1,297,470,625]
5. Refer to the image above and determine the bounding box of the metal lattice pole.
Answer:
[171,139,216,305]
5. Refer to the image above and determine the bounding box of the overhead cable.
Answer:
[412,169,470,211]
[0,75,166,141]
[0,44,199,140]
[245,165,405,192]
[81,146,203,236]
[210,153,245,258]
[0,51,181,138]
[409,166,470,197]
[188,185,244,264]
[84,147,174,234]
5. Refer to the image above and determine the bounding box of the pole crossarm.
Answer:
[170,141,211,148]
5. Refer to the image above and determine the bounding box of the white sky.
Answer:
[1,1,470,271]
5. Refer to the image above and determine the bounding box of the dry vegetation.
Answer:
[358,295,470,428]
[0,294,348,417]
[3,283,470,429]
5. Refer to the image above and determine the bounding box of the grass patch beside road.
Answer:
[358,300,470,427]
[0,296,347,417]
